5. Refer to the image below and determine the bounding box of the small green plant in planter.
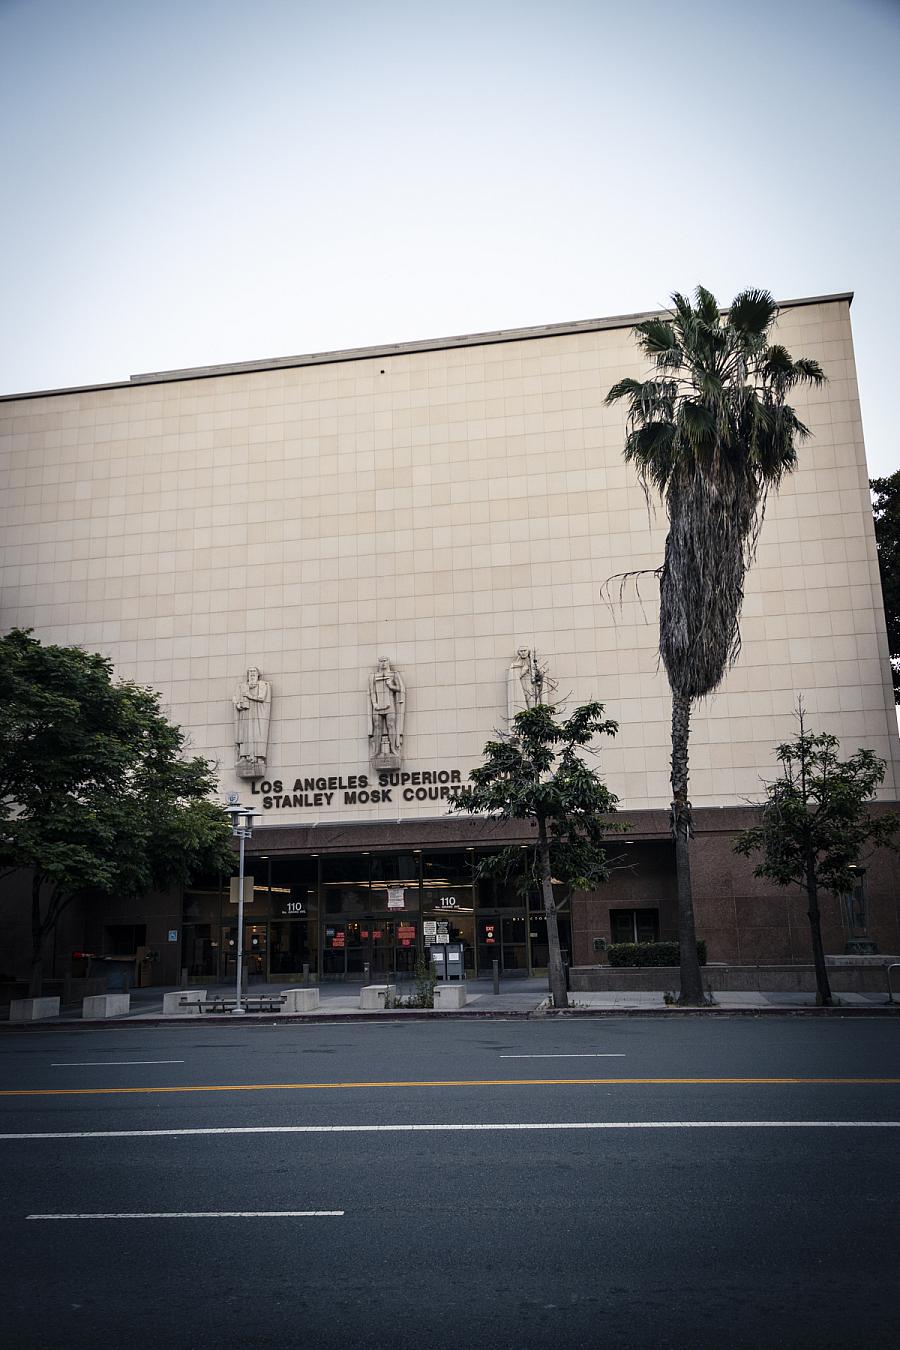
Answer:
[399,953,438,1009]
[665,988,716,1007]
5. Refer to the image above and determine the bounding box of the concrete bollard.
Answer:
[359,984,396,1010]
[163,989,203,1015]
[434,984,467,1010]
[9,997,60,1022]
[82,993,130,1019]
[282,988,320,1012]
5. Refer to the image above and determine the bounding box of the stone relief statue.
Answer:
[368,657,406,769]
[233,667,272,779]
[507,648,556,720]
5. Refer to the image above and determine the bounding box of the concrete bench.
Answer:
[163,989,203,1016]
[82,993,130,1019]
[359,984,396,1010]
[434,984,467,1010]
[282,988,319,1012]
[9,997,60,1022]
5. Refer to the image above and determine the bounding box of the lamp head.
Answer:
[224,794,256,834]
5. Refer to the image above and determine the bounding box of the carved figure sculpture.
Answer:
[507,648,556,720]
[368,657,406,769]
[233,667,272,779]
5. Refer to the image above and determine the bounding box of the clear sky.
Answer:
[2,0,898,475]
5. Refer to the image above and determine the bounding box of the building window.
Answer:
[610,908,659,944]
[104,924,146,954]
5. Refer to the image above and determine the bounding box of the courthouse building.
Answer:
[1,292,899,986]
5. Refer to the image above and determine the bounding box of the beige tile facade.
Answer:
[2,295,897,830]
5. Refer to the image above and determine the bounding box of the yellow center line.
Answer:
[1,1077,899,1097]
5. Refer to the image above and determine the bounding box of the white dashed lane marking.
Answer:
[50,1061,186,1068]
[2,1122,898,1141]
[26,1210,344,1220]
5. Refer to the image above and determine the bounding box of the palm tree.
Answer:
[606,287,826,1004]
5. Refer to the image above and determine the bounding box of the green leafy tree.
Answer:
[450,700,624,1008]
[0,629,234,995]
[734,705,898,1005]
[870,471,900,703]
[605,286,826,1003]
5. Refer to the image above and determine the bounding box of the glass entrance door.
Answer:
[322,922,364,978]
[368,918,420,976]
[477,913,528,976]
[527,913,571,973]
[501,913,528,974]
[244,923,267,983]
[369,919,393,975]
[394,918,418,974]
[220,923,268,983]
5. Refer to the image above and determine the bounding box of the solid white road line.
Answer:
[26,1210,344,1220]
[50,1061,186,1068]
[499,1054,626,1058]
[2,1122,898,1141]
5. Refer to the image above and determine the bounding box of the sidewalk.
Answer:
[7,976,899,1024]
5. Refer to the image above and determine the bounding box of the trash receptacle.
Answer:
[104,959,134,993]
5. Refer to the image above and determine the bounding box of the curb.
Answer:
[3,1006,899,1029]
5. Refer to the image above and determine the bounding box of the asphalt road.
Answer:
[1,1017,898,1350]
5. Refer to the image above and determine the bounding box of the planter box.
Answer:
[82,994,130,1019]
[282,988,319,1012]
[569,963,898,994]
[434,984,467,1010]
[163,989,203,1015]
[359,984,396,1010]
[9,997,60,1022]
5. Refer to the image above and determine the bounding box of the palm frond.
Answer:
[791,357,826,387]
[607,282,829,701]
[761,344,794,378]
[728,289,777,341]
[693,285,721,329]
[633,317,679,362]
[605,376,644,406]
[624,422,677,490]
[677,400,717,456]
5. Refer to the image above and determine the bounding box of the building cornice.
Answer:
[0,292,854,403]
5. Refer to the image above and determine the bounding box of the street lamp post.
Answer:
[226,793,255,1015]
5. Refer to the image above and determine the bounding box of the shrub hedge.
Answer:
[607,940,707,967]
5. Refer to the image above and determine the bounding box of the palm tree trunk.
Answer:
[805,856,833,1006]
[671,692,705,1005]
[537,820,568,1009]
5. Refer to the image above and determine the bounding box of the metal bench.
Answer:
[198,996,235,1013]
[244,994,287,1013]
[190,995,287,1014]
